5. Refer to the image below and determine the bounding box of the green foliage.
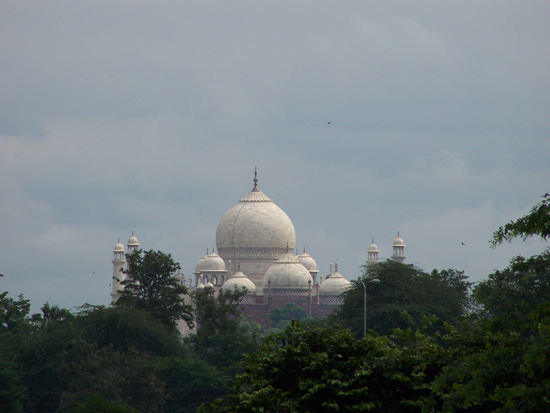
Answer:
[491,193,550,246]
[116,249,194,330]
[332,260,472,337]
[30,302,74,332]
[15,305,185,412]
[189,288,262,374]
[0,291,31,333]
[158,356,230,413]
[0,360,26,413]
[57,340,166,412]
[431,304,550,412]
[75,395,139,413]
[266,302,311,330]
[204,323,446,412]
[473,251,550,325]
[74,306,185,356]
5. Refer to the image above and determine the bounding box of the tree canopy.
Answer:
[491,193,550,246]
[201,323,447,413]
[189,287,262,374]
[332,260,472,337]
[115,249,194,330]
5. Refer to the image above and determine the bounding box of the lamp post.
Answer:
[360,278,380,336]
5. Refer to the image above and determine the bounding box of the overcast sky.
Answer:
[1,1,549,312]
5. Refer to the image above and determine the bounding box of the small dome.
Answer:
[113,242,125,252]
[127,234,139,246]
[196,282,205,291]
[222,270,257,294]
[319,270,351,295]
[205,281,214,289]
[197,251,227,272]
[194,252,208,273]
[393,235,405,247]
[297,248,317,271]
[367,241,379,252]
[262,252,312,290]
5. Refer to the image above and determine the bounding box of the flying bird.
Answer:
[326,121,331,124]
[461,242,465,245]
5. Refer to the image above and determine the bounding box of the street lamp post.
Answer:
[360,278,380,336]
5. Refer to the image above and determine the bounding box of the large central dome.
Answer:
[215,173,296,288]
[216,187,296,257]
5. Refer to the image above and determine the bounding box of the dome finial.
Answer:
[253,167,259,190]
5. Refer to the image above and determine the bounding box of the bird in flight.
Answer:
[326,121,331,124]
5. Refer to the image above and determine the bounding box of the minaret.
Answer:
[367,239,380,265]
[127,231,140,255]
[391,232,406,263]
[111,239,126,303]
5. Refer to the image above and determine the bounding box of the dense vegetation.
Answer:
[1,194,548,412]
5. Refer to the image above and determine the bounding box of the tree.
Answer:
[491,192,550,246]
[157,356,230,413]
[430,303,550,412]
[57,340,166,413]
[0,291,31,333]
[74,306,185,357]
[201,323,447,412]
[429,200,550,412]
[0,360,26,412]
[30,302,74,332]
[189,287,261,374]
[266,302,311,330]
[16,305,185,412]
[332,261,472,337]
[116,249,193,330]
[473,251,550,323]
[75,395,139,413]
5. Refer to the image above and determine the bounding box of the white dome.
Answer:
[262,252,312,290]
[113,242,125,252]
[297,249,317,271]
[367,241,379,252]
[196,282,205,291]
[205,281,214,288]
[194,252,208,273]
[216,186,296,260]
[222,270,257,294]
[319,271,351,295]
[127,234,139,246]
[197,251,226,272]
[393,236,405,247]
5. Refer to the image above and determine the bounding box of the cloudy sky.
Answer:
[1,1,549,312]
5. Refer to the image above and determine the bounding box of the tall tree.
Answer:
[189,287,261,374]
[116,249,193,330]
[332,261,472,337]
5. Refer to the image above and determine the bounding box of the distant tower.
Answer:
[367,239,380,265]
[127,231,140,255]
[391,232,406,263]
[111,239,126,302]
